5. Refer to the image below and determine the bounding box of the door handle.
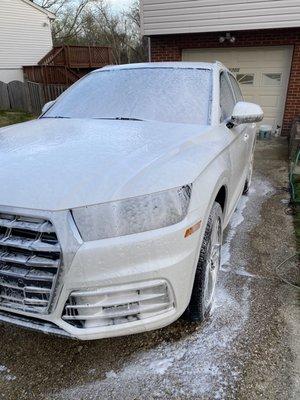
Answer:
[244,133,249,141]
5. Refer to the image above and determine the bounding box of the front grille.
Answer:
[0,213,62,314]
[62,280,174,329]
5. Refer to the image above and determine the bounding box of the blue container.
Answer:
[258,125,272,140]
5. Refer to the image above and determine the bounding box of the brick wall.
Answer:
[150,28,300,136]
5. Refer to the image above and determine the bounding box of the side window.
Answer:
[229,74,244,102]
[220,72,235,122]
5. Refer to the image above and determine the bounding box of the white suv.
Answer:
[0,62,263,340]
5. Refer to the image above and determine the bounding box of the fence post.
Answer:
[88,46,92,67]
[66,45,71,68]
[0,80,69,115]
[7,81,27,112]
[108,47,113,65]
[38,83,45,111]
[0,81,10,110]
[23,80,33,113]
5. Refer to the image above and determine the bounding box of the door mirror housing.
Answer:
[42,100,55,114]
[226,101,264,128]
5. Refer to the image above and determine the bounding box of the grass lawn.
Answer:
[0,110,35,128]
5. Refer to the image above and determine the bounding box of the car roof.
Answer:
[93,61,228,73]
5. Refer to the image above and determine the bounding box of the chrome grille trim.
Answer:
[0,236,60,253]
[0,215,55,234]
[0,213,62,315]
[0,252,60,268]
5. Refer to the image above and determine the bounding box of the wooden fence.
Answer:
[23,66,80,85]
[0,80,69,115]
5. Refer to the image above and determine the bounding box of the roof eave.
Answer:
[21,0,56,20]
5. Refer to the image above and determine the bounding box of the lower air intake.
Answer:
[62,280,174,329]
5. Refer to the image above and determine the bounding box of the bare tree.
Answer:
[34,0,95,43]
[33,0,147,63]
[123,1,148,62]
[80,1,147,63]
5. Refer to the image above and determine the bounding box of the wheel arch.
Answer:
[214,185,228,214]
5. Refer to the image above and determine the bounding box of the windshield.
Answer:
[44,68,212,125]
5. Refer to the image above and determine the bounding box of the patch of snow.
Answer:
[105,370,117,379]
[234,267,256,278]
[88,368,96,376]
[221,265,257,278]
[280,199,289,204]
[221,196,248,267]
[149,357,174,375]
[255,177,274,196]
[221,241,231,266]
[0,365,16,382]
[4,374,16,382]
[222,176,274,269]
[230,196,248,229]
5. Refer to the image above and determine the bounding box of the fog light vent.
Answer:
[62,280,174,329]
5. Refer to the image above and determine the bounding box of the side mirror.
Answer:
[42,100,55,114]
[226,101,264,128]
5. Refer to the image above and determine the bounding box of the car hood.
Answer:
[0,118,226,211]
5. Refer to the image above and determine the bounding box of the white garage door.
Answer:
[183,46,293,133]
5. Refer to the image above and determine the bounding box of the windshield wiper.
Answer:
[42,116,71,119]
[93,117,143,121]
[115,117,143,121]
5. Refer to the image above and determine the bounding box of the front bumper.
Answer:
[0,206,203,340]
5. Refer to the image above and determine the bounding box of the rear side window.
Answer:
[229,74,244,102]
[220,72,235,122]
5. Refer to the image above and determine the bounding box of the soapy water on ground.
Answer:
[0,174,275,400]
[49,175,274,400]
[51,283,251,400]
[0,365,16,382]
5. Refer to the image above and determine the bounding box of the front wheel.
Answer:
[184,202,223,323]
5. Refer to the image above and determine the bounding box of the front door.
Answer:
[219,71,249,214]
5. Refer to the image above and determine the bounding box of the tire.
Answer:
[184,202,223,323]
[243,152,254,195]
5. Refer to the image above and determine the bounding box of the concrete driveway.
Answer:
[0,139,299,400]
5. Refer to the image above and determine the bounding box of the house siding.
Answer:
[150,27,300,136]
[0,0,53,82]
[141,0,300,36]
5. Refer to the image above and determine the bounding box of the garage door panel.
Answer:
[243,95,255,102]
[261,106,278,116]
[182,46,293,133]
[259,95,279,107]
[236,51,258,62]
[262,117,276,127]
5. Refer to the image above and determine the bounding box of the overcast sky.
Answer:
[108,0,134,10]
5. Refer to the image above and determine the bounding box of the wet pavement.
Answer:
[0,138,299,400]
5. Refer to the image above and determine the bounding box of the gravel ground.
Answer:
[0,138,299,400]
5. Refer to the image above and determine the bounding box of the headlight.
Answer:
[72,185,192,241]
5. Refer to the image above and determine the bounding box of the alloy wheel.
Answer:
[203,218,222,309]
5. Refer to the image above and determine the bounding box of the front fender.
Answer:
[189,152,230,231]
